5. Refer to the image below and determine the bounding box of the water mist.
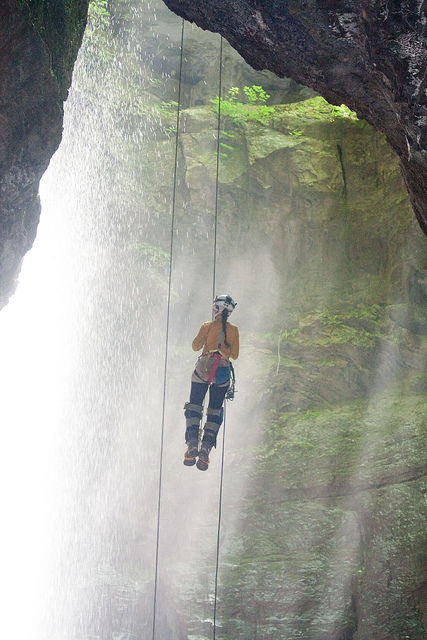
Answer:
[0,2,264,638]
[1,1,426,639]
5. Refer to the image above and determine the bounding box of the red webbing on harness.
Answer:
[206,352,222,385]
[206,326,225,385]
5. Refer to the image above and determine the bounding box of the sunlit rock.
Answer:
[163,0,427,239]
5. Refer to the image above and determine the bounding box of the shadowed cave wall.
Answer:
[0,0,89,308]
[162,0,427,240]
[3,1,427,305]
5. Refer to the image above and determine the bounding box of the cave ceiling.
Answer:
[1,0,427,309]
[162,0,427,237]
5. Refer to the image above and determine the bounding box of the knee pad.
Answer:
[184,403,203,442]
[206,407,223,426]
[185,425,200,443]
[202,428,217,448]
[204,408,223,448]
[184,402,203,420]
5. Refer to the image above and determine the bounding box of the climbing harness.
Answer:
[206,328,226,385]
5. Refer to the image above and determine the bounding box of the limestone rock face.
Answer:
[162,93,427,638]
[162,0,427,237]
[0,0,88,309]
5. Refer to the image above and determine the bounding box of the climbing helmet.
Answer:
[213,294,236,318]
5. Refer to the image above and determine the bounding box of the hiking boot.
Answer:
[196,443,211,471]
[183,440,199,466]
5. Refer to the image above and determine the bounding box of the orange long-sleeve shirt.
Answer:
[192,319,239,361]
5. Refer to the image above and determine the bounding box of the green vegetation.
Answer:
[84,0,114,63]
[264,305,388,358]
[157,100,179,118]
[88,0,110,28]
[300,306,385,349]
[134,242,170,270]
[281,95,358,121]
[210,85,276,124]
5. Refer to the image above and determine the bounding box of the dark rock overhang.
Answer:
[162,0,427,238]
[1,0,427,310]
[0,0,89,310]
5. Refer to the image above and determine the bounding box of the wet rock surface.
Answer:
[0,0,88,309]
[163,0,427,238]
[152,85,427,638]
[3,0,427,308]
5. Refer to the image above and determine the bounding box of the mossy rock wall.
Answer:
[166,97,426,323]
[47,3,427,636]
[162,98,427,640]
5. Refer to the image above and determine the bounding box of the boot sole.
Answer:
[196,458,209,471]
[184,443,199,467]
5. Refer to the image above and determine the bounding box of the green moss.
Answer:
[259,392,427,485]
[17,0,89,98]
[289,304,391,350]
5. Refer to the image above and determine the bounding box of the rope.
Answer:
[213,401,226,639]
[212,36,223,302]
[151,18,185,640]
[152,29,227,640]
[212,36,225,640]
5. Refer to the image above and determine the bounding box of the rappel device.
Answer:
[225,362,236,400]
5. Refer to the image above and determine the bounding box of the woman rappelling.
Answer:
[183,294,239,471]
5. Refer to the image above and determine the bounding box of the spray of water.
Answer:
[1,1,425,639]
[0,2,269,638]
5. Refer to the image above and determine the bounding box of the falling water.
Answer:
[1,1,426,639]
[0,2,265,638]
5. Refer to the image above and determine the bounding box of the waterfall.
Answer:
[0,2,260,638]
[1,1,426,639]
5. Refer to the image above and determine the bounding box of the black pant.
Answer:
[189,380,228,410]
